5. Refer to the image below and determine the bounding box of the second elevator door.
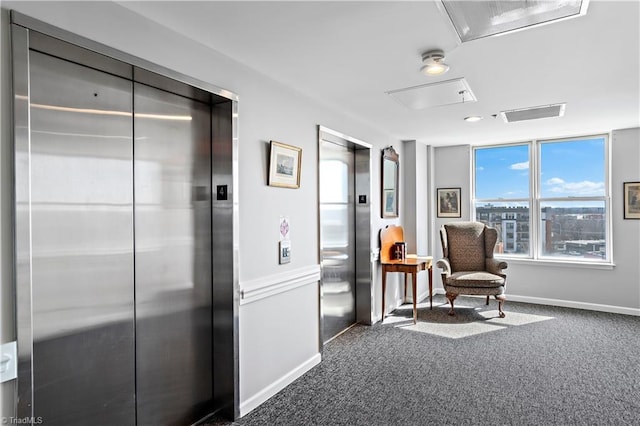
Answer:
[320,140,356,343]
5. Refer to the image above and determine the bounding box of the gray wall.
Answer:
[432,144,473,238]
[431,130,640,313]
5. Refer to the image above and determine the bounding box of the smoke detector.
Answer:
[420,50,450,76]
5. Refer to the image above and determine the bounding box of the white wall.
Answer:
[238,267,321,415]
[0,1,398,418]
[431,129,640,314]
[401,140,431,302]
[432,144,472,260]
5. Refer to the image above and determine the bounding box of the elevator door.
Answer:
[25,48,213,425]
[134,83,213,425]
[29,51,136,425]
[320,140,356,343]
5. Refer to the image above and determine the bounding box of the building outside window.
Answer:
[473,135,609,262]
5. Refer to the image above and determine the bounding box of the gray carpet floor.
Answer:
[206,295,640,425]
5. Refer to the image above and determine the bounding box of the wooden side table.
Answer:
[380,225,433,324]
[381,256,433,324]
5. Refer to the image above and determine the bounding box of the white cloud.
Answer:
[477,166,484,171]
[545,177,604,196]
[546,177,565,185]
[509,161,529,170]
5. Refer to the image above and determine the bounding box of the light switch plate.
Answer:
[279,240,291,264]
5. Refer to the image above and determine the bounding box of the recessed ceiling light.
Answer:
[464,115,483,122]
[420,50,450,76]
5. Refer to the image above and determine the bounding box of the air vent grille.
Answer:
[500,103,566,123]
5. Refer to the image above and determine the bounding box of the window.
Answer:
[474,135,609,263]
[474,144,531,255]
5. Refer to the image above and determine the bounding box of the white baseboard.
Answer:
[508,294,640,316]
[239,353,322,417]
[432,288,640,316]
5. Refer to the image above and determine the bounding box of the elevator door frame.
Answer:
[318,126,373,348]
[10,11,240,422]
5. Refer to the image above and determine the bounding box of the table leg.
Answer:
[382,267,387,321]
[412,271,417,324]
[428,266,433,310]
[404,273,408,301]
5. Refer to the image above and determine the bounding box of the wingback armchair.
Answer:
[437,222,508,317]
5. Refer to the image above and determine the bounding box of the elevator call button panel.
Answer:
[217,185,228,200]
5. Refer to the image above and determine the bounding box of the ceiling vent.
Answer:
[500,103,566,123]
[386,78,476,110]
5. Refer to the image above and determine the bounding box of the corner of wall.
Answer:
[1,6,17,420]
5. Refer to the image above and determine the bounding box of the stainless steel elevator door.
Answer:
[320,140,356,343]
[134,84,213,426]
[28,51,136,425]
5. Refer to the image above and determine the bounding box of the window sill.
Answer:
[497,256,615,270]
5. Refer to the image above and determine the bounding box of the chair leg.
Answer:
[446,292,458,316]
[486,295,490,305]
[496,294,506,318]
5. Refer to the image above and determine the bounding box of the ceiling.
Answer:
[118,1,640,146]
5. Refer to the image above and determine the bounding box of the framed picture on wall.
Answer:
[623,182,640,219]
[437,187,461,218]
[383,189,397,217]
[268,141,302,188]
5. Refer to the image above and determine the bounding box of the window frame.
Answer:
[472,134,611,264]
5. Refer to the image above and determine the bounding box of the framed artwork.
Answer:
[383,189,397,217]
[623,181,640,219]
[268,141,302,188]
[437,187,461,218]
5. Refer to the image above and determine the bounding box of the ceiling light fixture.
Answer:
[464,115,483,122]
[420,49,450,76]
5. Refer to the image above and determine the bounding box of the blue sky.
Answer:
[475,137,605,200]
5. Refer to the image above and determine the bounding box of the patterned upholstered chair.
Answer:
[437,221,508,317]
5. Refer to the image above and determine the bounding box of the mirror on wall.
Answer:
[381,146,399,218]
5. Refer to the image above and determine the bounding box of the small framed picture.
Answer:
[383,189,397,217]
[269,141,302,189]
[623,182,640,219]
[437,187,461,218]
